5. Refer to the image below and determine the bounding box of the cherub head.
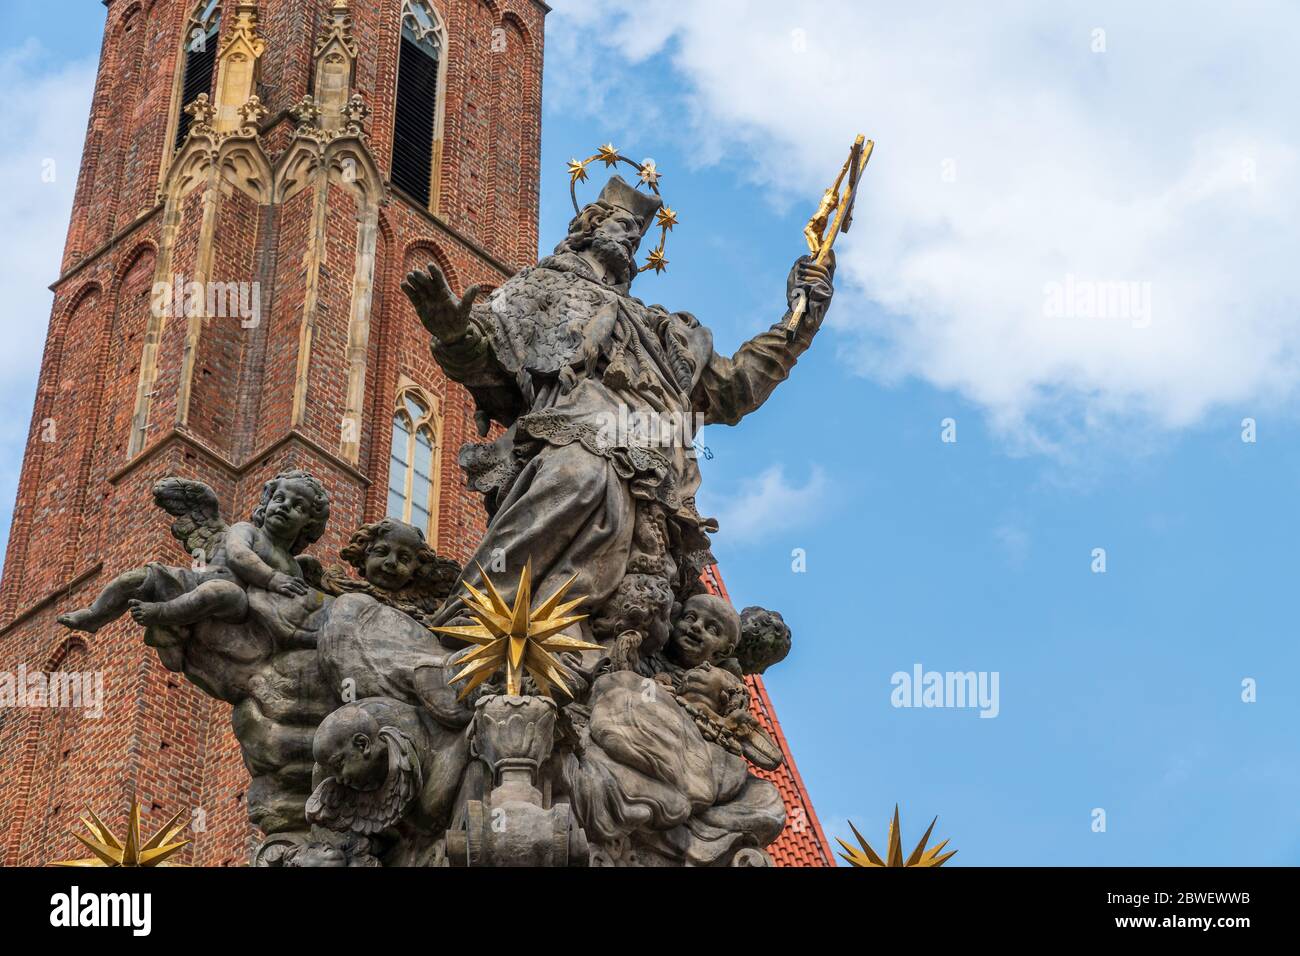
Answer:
[340,518,436,593]
[252,469,330,554]
[592,567,674,656]
[312,704,389,792]
[736,606,792,675]
[291,842,348,867]
[667,594,741,669]
[307,702,423,835]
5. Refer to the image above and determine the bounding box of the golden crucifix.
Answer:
[785,134,874,340]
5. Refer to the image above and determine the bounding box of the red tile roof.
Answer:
[701,565,835,867]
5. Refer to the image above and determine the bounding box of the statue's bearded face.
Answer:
[564,204,645,284]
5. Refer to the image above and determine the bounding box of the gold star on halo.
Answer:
[50,798,190,867]
[838,806,956,868]
[637,158,661,189]
[655,207,678,231]
[643,246,669,274]
[433,562,600,699]
[596,143,621,167]
[566,158,590,185]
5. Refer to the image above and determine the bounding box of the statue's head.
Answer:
[313,704,389,792]
[340,517,437,593]
[555,175,662,286]
[737,606,793,675]
[252,469,330,554]
[592,565,674,656]
[292,843,348,867]
[668,593,741,669]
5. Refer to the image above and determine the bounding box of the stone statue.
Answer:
[57,171,832,867]
[57,471,329,640]
[401,173,834,625]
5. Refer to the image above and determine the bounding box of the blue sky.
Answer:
[2,1,1299,865]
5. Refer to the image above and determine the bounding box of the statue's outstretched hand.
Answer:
[401,261,482,343]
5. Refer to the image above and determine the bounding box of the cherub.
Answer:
[255,829,380,868]
[653,594,784,771]
[305,700,426,835]
[736,605,793,675]
[318,517,460,623]
[591,557,674,672]
[58,470,329,634]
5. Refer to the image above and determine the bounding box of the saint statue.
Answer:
[402,174,835,631]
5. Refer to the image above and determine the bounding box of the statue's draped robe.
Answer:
[433,252,818,624]
[427,252,820,863]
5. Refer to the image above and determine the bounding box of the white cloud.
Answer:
[707,463,828,543]
[993,524,1030,568]
[0,42,96,561]
[549,0,1300,442]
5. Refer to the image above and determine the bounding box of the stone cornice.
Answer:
[0,563,102,639]
[108,426,373,489]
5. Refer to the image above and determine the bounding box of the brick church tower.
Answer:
[0,0,833,866]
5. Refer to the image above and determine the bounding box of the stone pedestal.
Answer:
[445,695,588,866]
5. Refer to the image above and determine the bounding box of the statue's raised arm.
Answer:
[693,250,835,427]
[401,262,525,435]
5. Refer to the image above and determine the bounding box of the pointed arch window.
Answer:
[387,386,442,537]
[174,0,222,149]
[392,0,447,210]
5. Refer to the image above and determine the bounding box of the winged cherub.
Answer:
[305,700,426,836]
[58,470,329,635]
[318,517,461,625]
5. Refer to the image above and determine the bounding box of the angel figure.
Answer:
[650,593,784,771]
[306,699,434,836]
[58,470,330,635]
[318,517,461,626]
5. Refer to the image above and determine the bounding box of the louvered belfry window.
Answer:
[175,1,222,149]
[393,1,444,209]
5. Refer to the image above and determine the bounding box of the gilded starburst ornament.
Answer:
[50,799,190,867]
[596,142,622,167]
[643,245,669,274]
[838,805,956,868]
[637,158,661,188]
[433,562,600,699]
[655,206,678,231]
[566,158,591,186]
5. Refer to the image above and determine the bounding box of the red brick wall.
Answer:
[0,0,546,867]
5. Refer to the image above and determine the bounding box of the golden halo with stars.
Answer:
[566,142,678,274]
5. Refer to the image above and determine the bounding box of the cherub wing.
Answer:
[304,729,421,836]
[377,726,422,825]
[152,477,228,562]
[305,776,357,832]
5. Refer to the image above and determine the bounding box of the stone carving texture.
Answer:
[58,169,836,867]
